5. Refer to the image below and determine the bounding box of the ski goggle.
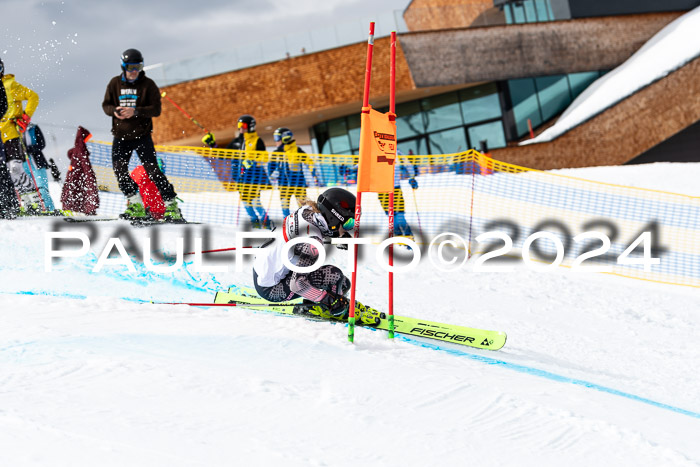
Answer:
[342,217,355,230]
[238,121,248,130]
[274,129,293,142]
[122,62,144,73]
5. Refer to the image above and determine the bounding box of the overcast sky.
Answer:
[1,0,409,162]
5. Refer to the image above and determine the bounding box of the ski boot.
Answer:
[18,190,42,216]
[163,198,186,223]
[120,202,149,220]
[120,194,150,221]
[305,294,381,326]
[353,300,382,326]
[395,234,415,250]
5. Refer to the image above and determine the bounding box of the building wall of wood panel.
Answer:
[153,37,416,146]
[403,0,495,31]
[399,12,682,86]
[490,57,700,169]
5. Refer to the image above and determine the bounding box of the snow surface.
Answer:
[1,163,699,467]
[522,6,700,144]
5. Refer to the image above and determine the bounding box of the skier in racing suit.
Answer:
[252,187,380,325]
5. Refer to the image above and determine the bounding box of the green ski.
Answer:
[214,287,506,351]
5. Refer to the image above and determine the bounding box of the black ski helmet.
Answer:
[237,114,256,133]
[273,127,294,144]
[317,188,356,235]
[121,48,144,70]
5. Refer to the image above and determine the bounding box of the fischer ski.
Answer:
[214,287,507,351]
[63,215,122,223]
[129,218,202,227]
[63,216,201,226]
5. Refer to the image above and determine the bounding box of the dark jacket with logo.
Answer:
[101,71,161,140]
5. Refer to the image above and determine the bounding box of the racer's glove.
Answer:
[16,113,31,133]
[202,132,216,148]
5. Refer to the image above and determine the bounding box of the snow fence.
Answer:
[85,141,700,288]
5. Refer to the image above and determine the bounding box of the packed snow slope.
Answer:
[1,163,699,467]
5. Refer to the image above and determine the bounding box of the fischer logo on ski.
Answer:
[410,327,476,344]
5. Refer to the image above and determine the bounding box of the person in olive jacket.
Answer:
[101,48,183,222]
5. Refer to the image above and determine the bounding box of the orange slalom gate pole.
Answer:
[349,22,375,343]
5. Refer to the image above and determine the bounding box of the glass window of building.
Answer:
[567,71,600,98]
[508,78,543,137]
[536,0,555,21]
[504,5,513,23]
[523,0,538,22]
[511,2,527,23]
[396,100,425,137]
[504,0,554,24]
[535,75,571,122]
[507,70,607,138]
[468,121,507,151]
[460,83,502,125]
[397,137,428,157]
[328,118,351,154]
[428,127,468,154]
[314,122,331,154]
[347,114,361,150]
[421,92,463,133]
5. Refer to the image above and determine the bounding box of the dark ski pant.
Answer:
[3,138,36,194]
[112,135,176,201]
[0,161,19,217]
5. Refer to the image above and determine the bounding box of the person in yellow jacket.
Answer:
[0,58,42,212]
[269,127,317,217]
[221,114,273,229]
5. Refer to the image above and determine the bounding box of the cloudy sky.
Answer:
[1,0,409,160]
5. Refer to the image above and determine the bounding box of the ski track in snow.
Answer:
[1,164,700,466]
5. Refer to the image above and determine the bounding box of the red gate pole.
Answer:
[348,22,375,343]
[387,31,397,338]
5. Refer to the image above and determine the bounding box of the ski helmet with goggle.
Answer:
[273,127,294,144]
[317,188,356,235]
[237,114,256,133]
[121,48,144,73]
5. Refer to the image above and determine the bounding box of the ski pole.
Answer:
[183,236,342,256]
[411,187,423,239]
[153,300,301,308]
[261,184,275,228]
[183,246,250,256]
[160,91,211,134]
[17,123,47,211]
[183,237,275,256]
